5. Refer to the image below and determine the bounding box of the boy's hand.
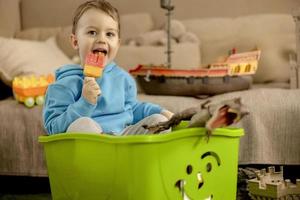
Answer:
[82,77,101,105]
[161,109,174,120]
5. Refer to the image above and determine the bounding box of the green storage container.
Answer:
[39,124,243,200]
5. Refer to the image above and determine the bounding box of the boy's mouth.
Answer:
[92,48,107,56]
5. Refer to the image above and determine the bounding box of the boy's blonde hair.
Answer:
[72,0,120,36]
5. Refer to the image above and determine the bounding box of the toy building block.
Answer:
[12,74,54,107]
[83,52,105,78]
[247,166,300,200]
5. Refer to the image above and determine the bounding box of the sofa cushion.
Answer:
[120,13,154,44]
[56,26,78,58]
[21,0,155,39]
[0,0,21,37]
[18,13,155,59]
[15,27,61,41]
[182,17,236,65]
[115,43,201,71]
[14,26,77,59]
[235,34,295,83]
[182,14,296,83]
[0,37,72,86]
[20,0,83,29]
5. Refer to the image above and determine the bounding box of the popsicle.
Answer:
[83,52,105,78]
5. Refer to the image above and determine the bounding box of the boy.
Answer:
[43,0,173,135]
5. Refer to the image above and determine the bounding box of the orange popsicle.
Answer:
[83,52,105,78]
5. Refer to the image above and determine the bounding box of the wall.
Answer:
[20,0,300,29]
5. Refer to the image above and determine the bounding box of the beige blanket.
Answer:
[209,88,300,165]
[140,88,300,165]
[0,98,47,176]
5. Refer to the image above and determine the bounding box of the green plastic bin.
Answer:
[39,124,243,200]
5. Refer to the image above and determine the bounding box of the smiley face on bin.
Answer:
[174,151,221,200]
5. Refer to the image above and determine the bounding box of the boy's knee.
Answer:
[67,117,103,134]
[76,117,97,124]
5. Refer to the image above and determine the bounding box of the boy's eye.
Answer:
[87,31,97,36]
[107,32,116,37]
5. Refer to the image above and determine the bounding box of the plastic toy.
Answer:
[84,52,105,78]
[248,166,300,200]
[145,97,248,138]
[129,50,261,96]
[12,74,54,107]
[131,0,259,96]
[130,50,260,78]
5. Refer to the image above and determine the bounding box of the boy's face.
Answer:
[71,8,120,67]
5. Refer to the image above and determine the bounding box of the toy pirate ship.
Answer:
[248,166,300,200]
[129,0,261,96]
[129,50,261,96]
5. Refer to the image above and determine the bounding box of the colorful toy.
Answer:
[12,74,55,107]
[130,50,260,78]
[129,50,261,96]
[83,52,105,78]
[248,166,300,200]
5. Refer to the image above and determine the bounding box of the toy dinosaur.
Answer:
[144,97,248,137]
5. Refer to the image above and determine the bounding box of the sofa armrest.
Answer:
[291,8,300,88]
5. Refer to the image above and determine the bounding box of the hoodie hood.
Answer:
[55,64,83,81]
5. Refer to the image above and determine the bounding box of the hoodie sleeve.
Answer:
[125,75,162,124]
[43,83,96,135]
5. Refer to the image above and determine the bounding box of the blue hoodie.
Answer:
[43,62,162,135]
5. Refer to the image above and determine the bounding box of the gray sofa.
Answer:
[0,0,300,177]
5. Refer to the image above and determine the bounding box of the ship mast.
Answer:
[161,0,174,68]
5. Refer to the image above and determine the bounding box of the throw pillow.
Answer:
[235,34,295,83]
[120,13,154,44]
[0,37,72,86]
[15,27,61,41]
[15,26,78,59]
